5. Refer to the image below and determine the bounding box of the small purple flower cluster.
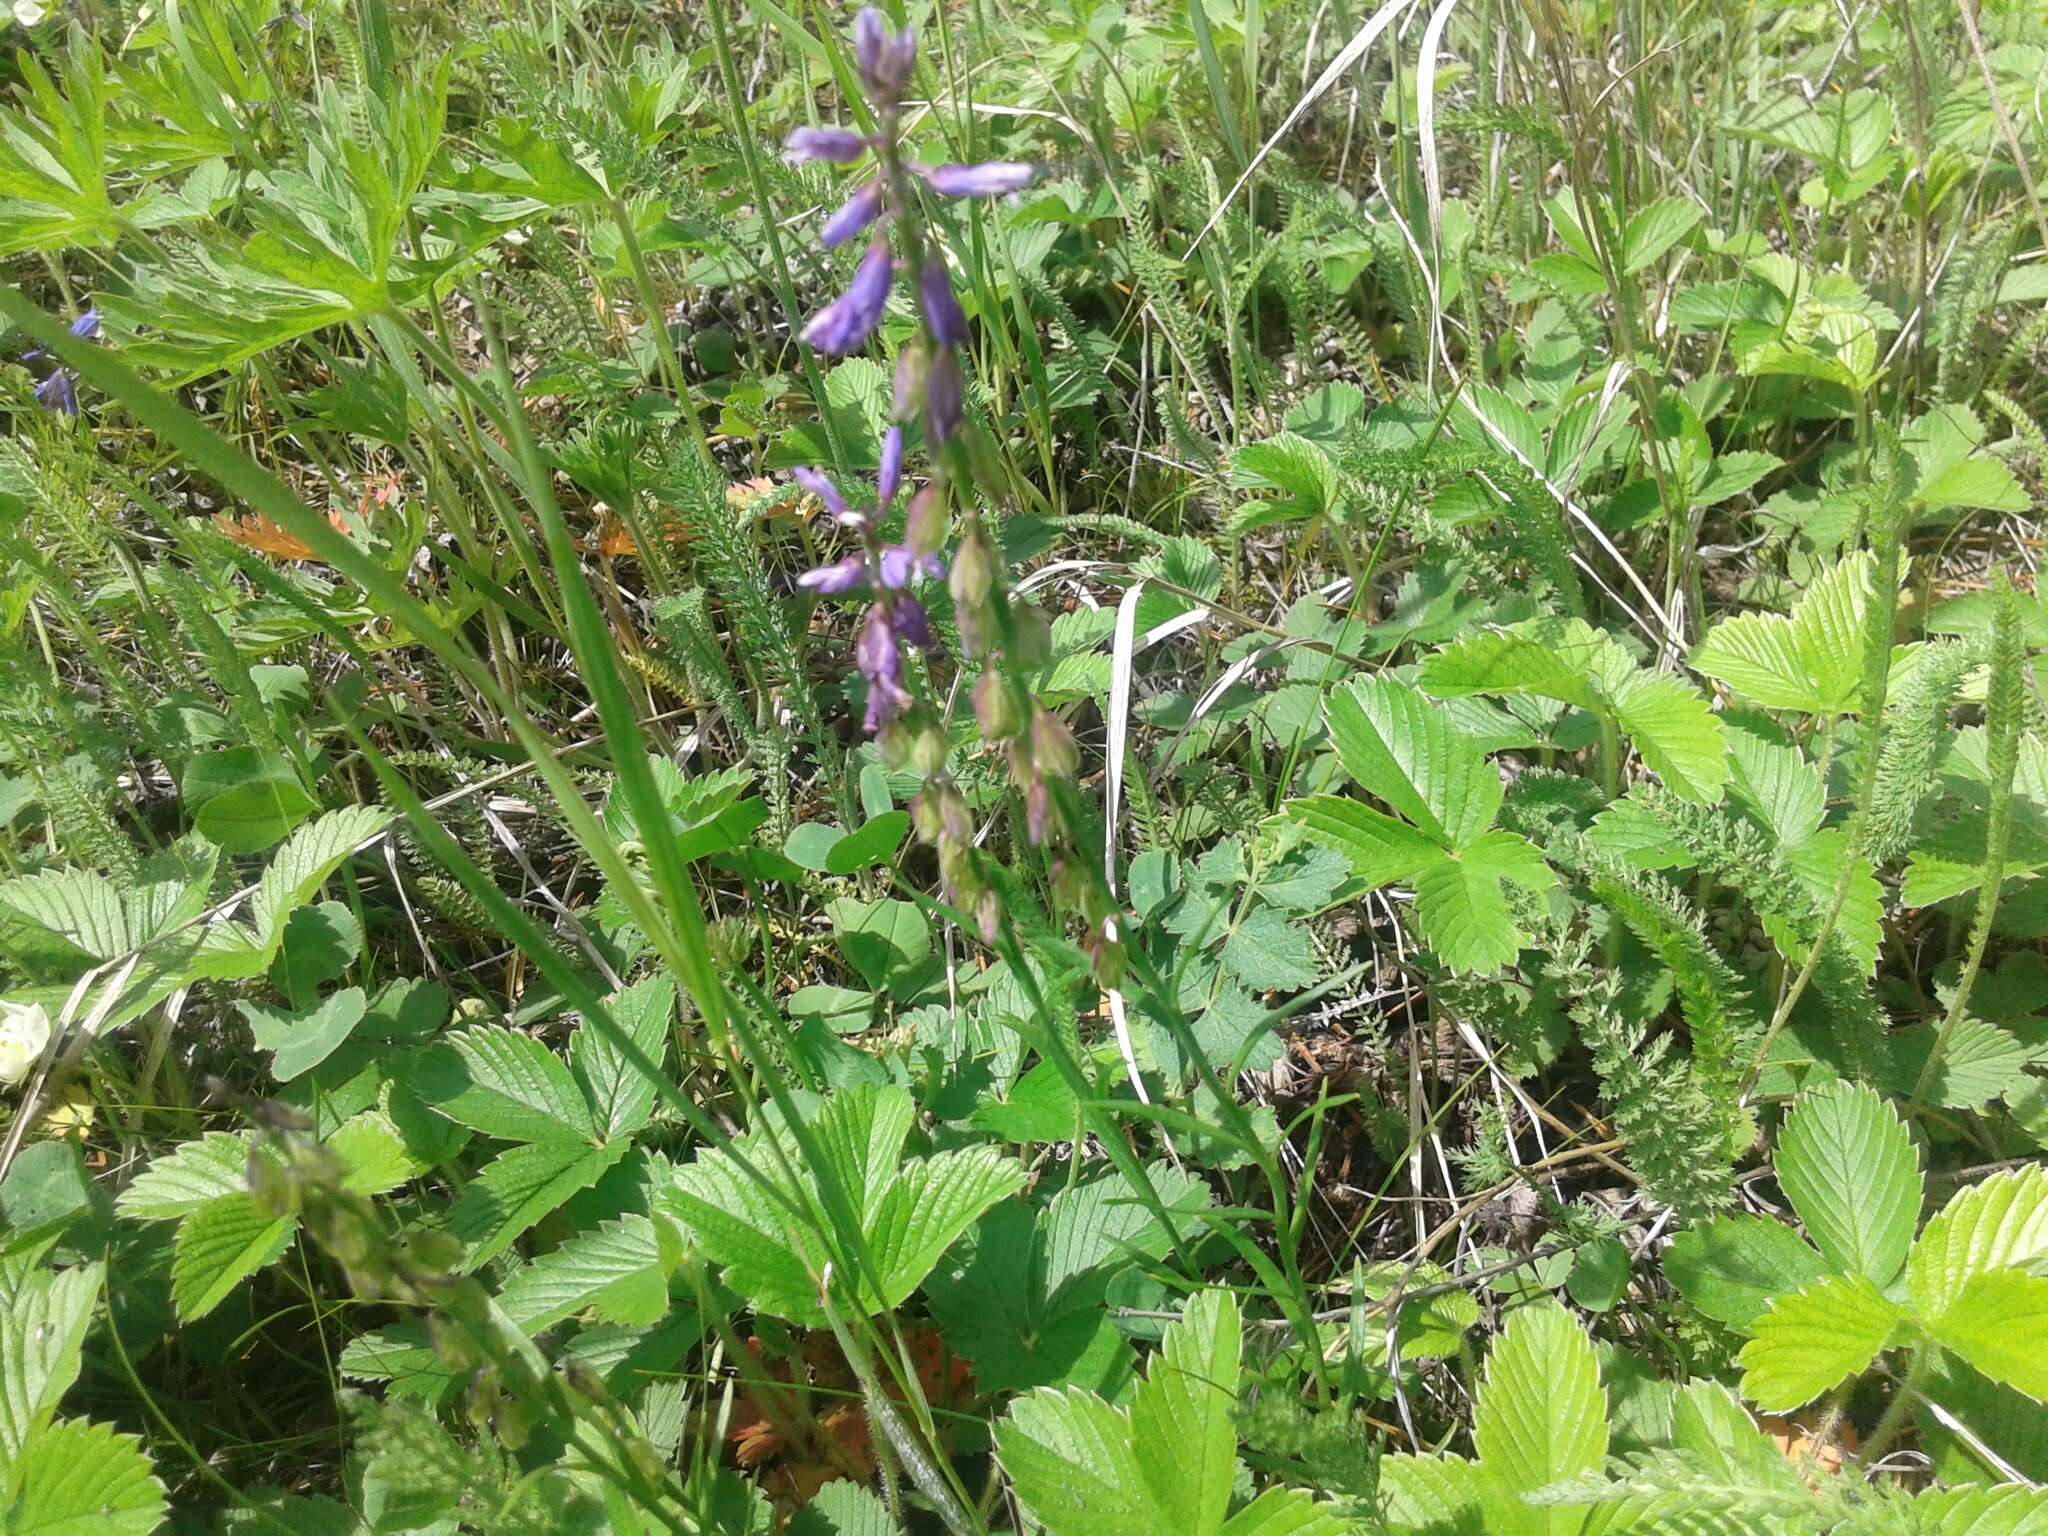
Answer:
[24,309,98,416]
[783,6,1035,445]
[794,447,946,732]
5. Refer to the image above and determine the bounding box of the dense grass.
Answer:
[1,0,2046,1531]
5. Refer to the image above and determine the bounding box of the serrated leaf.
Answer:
[1739,1273,1902,1412]
[1664,1216,1827,1330]
[1325,676,1501,848]
[1909,1166,2048,1326]
[238,985,367,1082]
[1925,1269,2048,1403]
[1774,1080,1922,1285]
[1608,671,1731,803]
[415,1026,598,1145]
[1726,732,1825,847]
[1623,198,1703,273]
[115,1133,260,1220]
[0,1263,101,1463]
[448,1139,629,1271]
[1219,906,1319,991]
[1282,797,1443,887]
[571,973,673,1142]
[497,1214,667,1333]
[1216,1486,1350,1536]
[997,1388,1151,1536]
[3,1418,166,1536]
[1130,1291,1239,1535]
[790,1481,898,1536]
[1882,1017,2031,1111]
[1412,831,1555,976]
[1472,1302,1608,1503]
[869,1147,1026,1308]
[170,1195,297,1321]
[1691,552,1874,714]
[1377,1453,1486,1534]
[326,1112,415,1197]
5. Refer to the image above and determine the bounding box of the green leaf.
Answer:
[1471,1302,1609,1504]
[2,1418,166,1536]
[1774,1080,1921,1285]
[1132,1290,1240,1536]
[0,1263,101,1464]
[326,1112,415,1198]
[868,1147,1027,1308]
[1622,198,1703,273]
[415,1026,599,1145]
[969,1062,1081,1145]
[267,902,362,1010]
[497,1214,668,1334]
[1664,1216,1828,1330]
[448,1139,631,1271]
[1928,1270,2048,1402]
[997,1388,1152,1536]
[1606,671,1731,804]
[1376,1453,1486,1535]
[1282,798,1443,887]
[1324,676,1502,848]
[1690,552,1874,714]
[1411,831,1555,976]
[826,898,929,989]
[1881,1016,2031,1111]
[238,986,368,1082]
[170,1195,297,1320]
[1566,1237,1631,1312]
[1909,1166,2048,1326]
[824,812,911,876]
[194,806,390,981]
[790,1481,899,1536]
[1737,1273,1903,1412]
[1219,906,1320,992]
[181,748,316,854]
[571,973,673,1141]
[1228,433,1338,529]
[1215,1487,1351,1536]
[115,1133,260,1220]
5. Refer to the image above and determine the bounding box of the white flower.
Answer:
[11,0,49,26]
[0,1000,52,1088]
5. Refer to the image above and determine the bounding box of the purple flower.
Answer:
[876,426,903,507]
[798,555,868,594]
[891,595,936,653]
[916,161,1038,198]
[821,180,886,249]
[920,259,967,347]
[785,127,868,164]
[877,544,944,591]
[801,238,893,357]
[70,309,100,340]
[34,371,78,416]
[925,346,964,444]
[793,466,859,525]
[854,7,916,103]
[857,602,911,731]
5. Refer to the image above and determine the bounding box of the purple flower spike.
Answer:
[69,310,100,340]
[854,7,916,102]
[857,602,911,731]
[891,594,936,653]
[917,161,1038,198]
[34,371,78,416]
[877,426,903,507]
[919,259,967,347]
[878,544,945,590]
[792,466,852,523]
[821,180,886,249]
[801,238,893,357]
[925,346,964,444]
[785,127,868,164]
[798,555,868,594]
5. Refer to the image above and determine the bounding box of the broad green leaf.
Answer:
[1897,1483,2048,1533]
[826,897,929,989]
[1774,1080,1921,1285]
[0,1263,101,1464]
[1132,1290,1239,1536]
[997,1389,1152,1536]
[969,1062,1081,1145]
[194,806,390,981]
[1325,676,1502,848]
[180,747,316,854]
[115,1133,262,1220]
[326,1112,416,1198]
[1376,1453,1486,1535]
[790,1481,898,1536]
[1228,433,1339,529]
[1738,1273,1903,1411]
[1412,831,1555,975]
[1622,198,1703,274]
[1881,1016,2031,1111]
[571,973,673,1141]
[1219,906,1319,991]
[824,811,911,875]
[497,1215,668,1334]
[1726,732,1826,848]
[1664,1215,1827,1330]
[1607,671,1731,803]
[2,1418,166,1536]
[1282,798,1443,887]
[170,1195,297,1321]
[868,1147,1026,1309]
[267,902,362,1010]
[415,1027,599,1145]
[1691,552,1874,714]
[1420,625,1599,714]
[1929,1270,2048,1403]
[447,1139,630,1271]
[1472,1302,1608,1502]
[1909,1167,2048,1325]
[1216,1488,1350,1536]
[238,985,367,1082]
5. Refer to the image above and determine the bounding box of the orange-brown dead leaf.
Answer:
[1763,1411,1857,1479]
[213,509,352,563]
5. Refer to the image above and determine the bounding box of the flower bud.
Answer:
[892,342,929,423]
[903,483,945,556]
[973,668,1021,739]
[925,345,964,444]
[1031,707,1080,779]
[949,527,993,611]
[975,888,1003,945]
[909,720,949,775]
[1009,602,1053,666]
